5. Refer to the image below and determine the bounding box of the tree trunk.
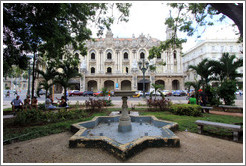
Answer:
[209,3,243,37]
[31,53,36,98]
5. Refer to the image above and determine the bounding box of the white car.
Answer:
[162,90,170,96]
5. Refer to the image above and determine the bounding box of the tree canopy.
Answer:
[168,3,243,39]
[3,3,131,76]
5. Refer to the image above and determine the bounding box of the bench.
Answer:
[195,120,243,142]
[218,105,243,113]
[45,106,70,111]
[201,106,213,113]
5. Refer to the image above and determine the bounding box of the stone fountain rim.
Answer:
[69,115,179,152]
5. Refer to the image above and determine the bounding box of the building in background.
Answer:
[56,28,185,93]
[182,39,243,89]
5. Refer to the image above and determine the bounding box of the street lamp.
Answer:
[138,58,149,98]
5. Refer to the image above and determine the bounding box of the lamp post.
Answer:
[138,58,149,98]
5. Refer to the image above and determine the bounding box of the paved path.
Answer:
[3,131,243,163]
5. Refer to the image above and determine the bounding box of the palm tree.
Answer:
[151,83,164,99]
[210,53,243,82]
[36,61,58,98]
[188,58,214,90]
[54,50,82,101]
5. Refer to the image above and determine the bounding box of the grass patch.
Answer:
[3,107,243,144]
[3,108,12,111]
[141,111,243,138]
[3,112,107,143]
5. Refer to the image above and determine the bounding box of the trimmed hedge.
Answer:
[170,104,202,117]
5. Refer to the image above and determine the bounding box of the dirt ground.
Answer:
[3,131,243,163]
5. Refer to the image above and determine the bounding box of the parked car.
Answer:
[235,90,243,95]
[69,90,83,96]
[132,92,140,98]
[83,91,94,96]
[162,90,172,96]
[173,90,187,96]
[149,89,161,96]
[93,91,102,97]
[38,89,46,95]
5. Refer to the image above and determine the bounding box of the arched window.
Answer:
[91,53,95,59]
[75,53,79,59]
[140,52,145,59]
[173,50,177,59]
[107,67,112,73]
[107,52,112,59]
[91,67,95,73]
[124,52,128,59]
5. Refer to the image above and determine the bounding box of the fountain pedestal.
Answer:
[118,96,132,132]
[114,91,136,132]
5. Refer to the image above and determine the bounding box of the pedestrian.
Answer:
[45,94,56,109]
[31,96,38,111]
[188,94,197,105]
[6,90,10,97]
[11,95,23,114]
[57,96,67,107]
[23,95,31,111]
[199,92,207,106]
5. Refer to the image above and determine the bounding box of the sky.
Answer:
[89,2,240,53]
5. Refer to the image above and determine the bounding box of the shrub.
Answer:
[218,80,237,105]
[170,104,202,117]
[205,86,221,106]
[85,98,106,112]
[13,108,89,126]
[147,98,172,112]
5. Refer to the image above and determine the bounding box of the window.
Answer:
[91,67,95,73]
[140,52,145,59]
[107,67,112,73]
[91,53,95,59]
[157,54,161,59]
[230,46,233,52]
[124,52,128,59]
[107,52,112,59]
[126,67,128,73]
[212,46,215,51]
[173,50,177,59]
[221,46,224,52]
[75,53,79,59]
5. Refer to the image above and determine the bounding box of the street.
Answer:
[3,91,243,103]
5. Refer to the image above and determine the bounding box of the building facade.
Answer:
[182,39,243,88]
[71,29,185,93]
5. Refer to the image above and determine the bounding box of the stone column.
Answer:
[99,50,103,73]
[132,71,138,91]
[80,71,86,91]
[116,50,120,73]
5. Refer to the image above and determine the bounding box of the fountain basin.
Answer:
[69,115,180,160]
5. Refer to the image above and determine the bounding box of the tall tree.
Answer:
[168,3,243,39]
[36,61,59,98]
[3,3,131,96]
[210,53,243,82]
[54,50,82,101]
[187,58,213,90]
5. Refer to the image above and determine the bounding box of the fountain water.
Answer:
[69,91,180,160]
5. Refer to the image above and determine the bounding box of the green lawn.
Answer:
[3,108,243,144]
[141,111,243,137]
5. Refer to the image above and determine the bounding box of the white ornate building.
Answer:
[67,29,185,93]
[183,39,243,88]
